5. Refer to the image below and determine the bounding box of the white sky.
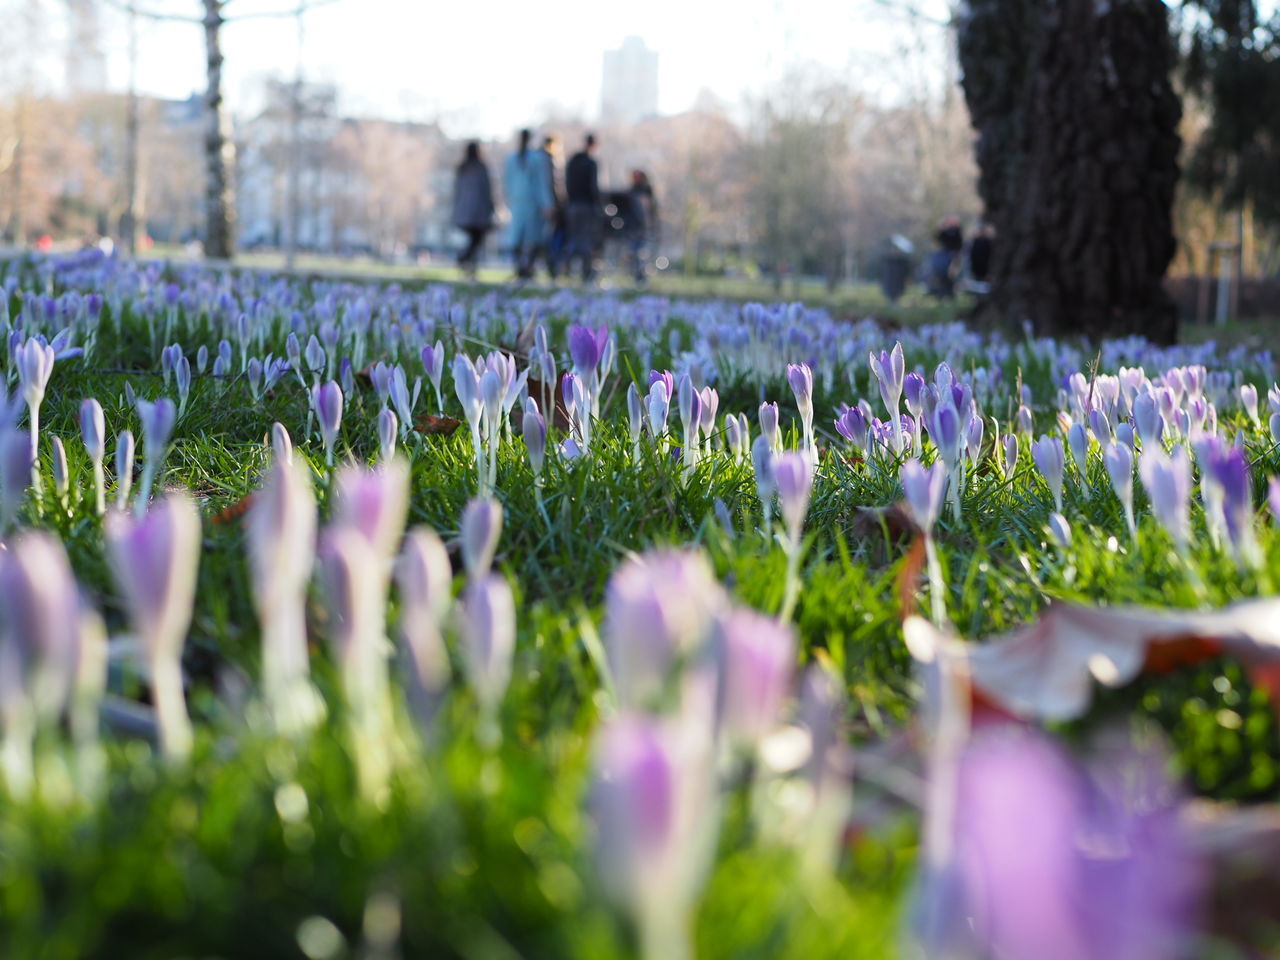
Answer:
[60,0,955,135]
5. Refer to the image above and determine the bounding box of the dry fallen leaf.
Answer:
[904,598,1280,722]
[414,414,463,436]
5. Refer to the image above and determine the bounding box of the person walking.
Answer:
[626,169,657,285]
[563,133,601,283]
[451,141,495,280]
[503,129,555,280]
[541,135,566,280]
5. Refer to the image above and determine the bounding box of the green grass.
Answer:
[3,262,1280,958]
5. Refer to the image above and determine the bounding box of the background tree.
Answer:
[957,0,1182,343]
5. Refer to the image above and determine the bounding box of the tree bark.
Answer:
[958,0,1182,343]
[203,0,236,260]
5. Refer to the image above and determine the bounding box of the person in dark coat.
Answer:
[451,141,495,279]
[626,169,657,284]
[563,133,601,283]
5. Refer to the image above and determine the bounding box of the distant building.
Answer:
[601,36,659,126]
[65,0,108,94]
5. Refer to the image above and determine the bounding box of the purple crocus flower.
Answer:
[771,450,813,542]
[929,404,962,467]
[870,342,906,452]
[376,408,398,462]
[604,550,724,708]
[834,405,868,450]
[1032,435,1066,513]
[0,531,86,732]
[647,380,670,437]
[1268,476,1280,526]
[1138,445,1192,550]
[1016,404,1034,437]
[15,338,55,481]
[114,429,135,508]
[1133,392,1162,445]
[904,372,927,418]
[80,398,107,515]
[396,527,453,701]
[1048,511,1072,548]
[1002,433,1019,477]
[332,460,410,567]
[1104,441,1136,537]
[698,386,719,438]
[311,380,344,466]
[648,369,675,400]
[916,725,1202,960]
[248,456,320,734]
[712,608,794,745]
[460,573,516,745]
[1067,421,1089,485]
[568,323,605,373]
[591,713,716,955]
[627,383,644,452]
[522,398,547,478]
[460,495,503,579]
[901,458,948,535]
[104,493,201,761]
[133,396,176,510]
[787,362,815,449]
[1201,440,1260,567]
[759,401,781,452]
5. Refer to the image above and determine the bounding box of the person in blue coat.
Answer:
[503,129,555,280]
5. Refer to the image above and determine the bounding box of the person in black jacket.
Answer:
[451,142,494,280]
[563,134,600,283]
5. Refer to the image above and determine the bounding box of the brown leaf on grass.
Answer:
[212,493,256,525]
[904,598,1280,722]
[414,414,462,436]
[526,374,572,431]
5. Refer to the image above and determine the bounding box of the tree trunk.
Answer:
[203,0,236,260]
[957,0,1182,343]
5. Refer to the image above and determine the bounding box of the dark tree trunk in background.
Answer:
[203,0,236,260]
[957,0,1182,344]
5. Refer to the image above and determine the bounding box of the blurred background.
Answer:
[2,0,1279,321]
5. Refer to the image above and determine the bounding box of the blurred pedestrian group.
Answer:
[450,129,658,286]
[879,218,995,304]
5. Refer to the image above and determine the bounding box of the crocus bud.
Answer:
[271,422,293,463]
[1134,392,1162,445]
[0,531,82,726]
[901,458,947,535]
[604,550,724,708]
[904,372,927,418]
[1015,404,1033,437]
[1269,476,1280,526]
[725,415,742,457]
[929,404,962,467]
[377,408,398,462]
[698,386,719,437]
[249,457,320,734]
[787,362,814,425]
[1104,441,1135,536]
[771,451,813,542]
[1002,434,1019,476]
[591,714,716,957]
[1031,435,1066,513]
[460,573,516,744]
[522,398,547,477]
[80,398,105,462]
[647,379,669,436]
[1047,512,1072,548]
[627,383,643,447]
[104,493,201,762]
[752,434,775,505]
[1067,421,1089,482]
[568,323,604,373]
[114,429,135,507]
[1138,445,1192,550]
[713,608,794,744]
[759,402,781,453]
[311,380,344,464]
[196,344,209,374]
[965,415,985,462]
[1271,412,1280,445]
[461,495,503,578]
[50,436,68,498]
[396,527,453,699]
[332,460,410,567]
